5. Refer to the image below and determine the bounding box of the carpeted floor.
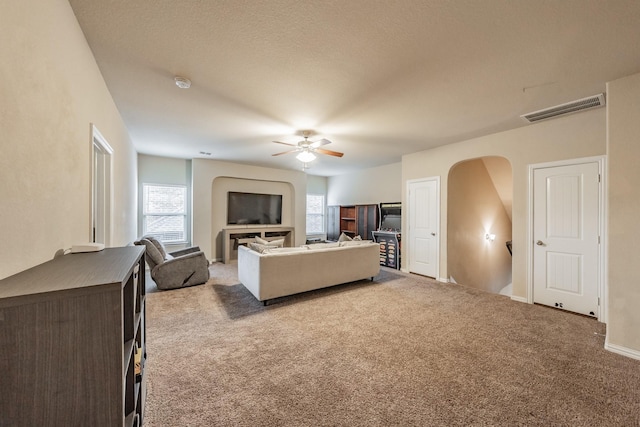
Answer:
[143,263,640,426]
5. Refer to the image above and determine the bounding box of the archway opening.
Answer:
[447,156,512,295]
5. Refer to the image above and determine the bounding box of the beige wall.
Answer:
[607,72,640,355]
[327,162,402,205]
[0,0,137,279]
[192,159,307,261]
[482,157,513,221]
[402,108,606,299]
[448,158,512,293]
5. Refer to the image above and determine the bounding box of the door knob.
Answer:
[536,240,544,246]
[431,232,436,236]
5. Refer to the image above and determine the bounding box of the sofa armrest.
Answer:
[169,246,203,258]
[152,251,210,290]
[237,246,263,300]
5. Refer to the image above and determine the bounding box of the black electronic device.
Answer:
[227,192,283,225]
[379,202,401,232]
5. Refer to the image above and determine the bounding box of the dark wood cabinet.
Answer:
[340,205,358,237]
[357,204,379,241]
[326,205,340,241]
[328,204,379,241]
[0,246,147,427]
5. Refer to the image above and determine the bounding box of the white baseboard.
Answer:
[510,295,528,303]
[438,277,449,283]
[605,342,640,361]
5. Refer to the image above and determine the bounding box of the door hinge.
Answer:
[598,174,601,183]
[598,297,600,306]
[598,236,601,244]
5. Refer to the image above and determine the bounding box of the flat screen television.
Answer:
[227,191,282,225]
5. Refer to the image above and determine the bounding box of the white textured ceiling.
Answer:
[68,0,640,176]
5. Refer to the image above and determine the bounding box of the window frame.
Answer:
[142,183,189,244]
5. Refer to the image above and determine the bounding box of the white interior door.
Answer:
[90,125,112,246]
[533,161,600,317]
[408,178,439,278]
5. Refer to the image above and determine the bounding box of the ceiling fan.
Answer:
[272,131,344,162]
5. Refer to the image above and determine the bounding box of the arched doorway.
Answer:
[447,156,512,295]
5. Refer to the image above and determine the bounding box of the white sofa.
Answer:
[238,241,380,304]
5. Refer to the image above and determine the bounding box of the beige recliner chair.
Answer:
[134,236,210,290]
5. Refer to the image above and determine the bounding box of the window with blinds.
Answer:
[142,184,187,243]
[306,194,325,234]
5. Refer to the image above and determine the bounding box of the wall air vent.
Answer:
[520,93,606,123]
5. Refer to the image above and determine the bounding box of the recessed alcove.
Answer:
[191,158,307,262]
[212,177,295,261]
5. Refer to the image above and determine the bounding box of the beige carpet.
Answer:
[143,264,640,426]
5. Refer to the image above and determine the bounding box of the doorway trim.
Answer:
[405,176,441,280]
[527,155,607,322]
[90,124,113,246]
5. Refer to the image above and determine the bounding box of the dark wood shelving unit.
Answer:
[357,204,379,241]
[330,204,379,240]
[0,246,147,427]
[340,205,357,236]
[326,206,340,241]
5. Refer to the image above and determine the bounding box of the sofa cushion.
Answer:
[339,240,374,247]
[264,247,309,254]
[338,232,353,242]
[305,242,341,250]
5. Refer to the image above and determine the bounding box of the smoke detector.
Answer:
[174,76,191,89]
[520,93,605,123]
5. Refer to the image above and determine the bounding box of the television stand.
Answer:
[222,226,294,263]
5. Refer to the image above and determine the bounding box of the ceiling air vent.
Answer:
[521,93,606,123]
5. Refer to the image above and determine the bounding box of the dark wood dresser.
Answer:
[0,246,146,427]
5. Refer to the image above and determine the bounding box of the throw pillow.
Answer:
[338,232,353,242]
[353,235,362,241]
[268,238,285,248]
[248,242,277,254]
[254,237,284,247]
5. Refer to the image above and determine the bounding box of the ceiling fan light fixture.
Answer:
[296,151,316,163]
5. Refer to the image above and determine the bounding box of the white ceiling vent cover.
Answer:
[521,93,606,123]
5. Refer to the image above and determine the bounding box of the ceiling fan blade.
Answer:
[310,138,331,148]
[272,149,298,156]
[273,140,297,147]
[315,148,344,158]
